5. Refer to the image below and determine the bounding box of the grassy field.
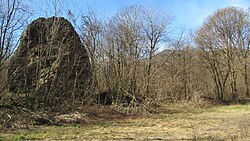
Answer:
[0,104,250,141]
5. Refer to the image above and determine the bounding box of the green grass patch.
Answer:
[221,104,250,111]
[208,103,250,113]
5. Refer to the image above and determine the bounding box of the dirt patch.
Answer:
[79,105,141,123]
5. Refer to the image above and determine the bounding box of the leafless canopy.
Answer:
[195,7,250,100]
[0,0,30,69]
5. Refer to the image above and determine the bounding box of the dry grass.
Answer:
[0,104,250,141]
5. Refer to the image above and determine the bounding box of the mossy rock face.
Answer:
[7,17,90,101]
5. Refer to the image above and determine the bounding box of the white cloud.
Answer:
[231,0,249,8]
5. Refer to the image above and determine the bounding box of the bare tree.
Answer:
[0,0,30,94]
[96,4,175,107]
[172,33,194,101]
[142,8,172,96]
[80,10,104,98]
[41,0,65,17]
[237,8,250,97]
[104,4,145,104]
[0,0,30,70]
[195,7,249,101]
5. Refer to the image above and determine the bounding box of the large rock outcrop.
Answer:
[7,17,90,100]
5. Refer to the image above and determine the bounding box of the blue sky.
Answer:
[31,0,249,30]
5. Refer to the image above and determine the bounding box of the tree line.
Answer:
[0,0,249,109]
